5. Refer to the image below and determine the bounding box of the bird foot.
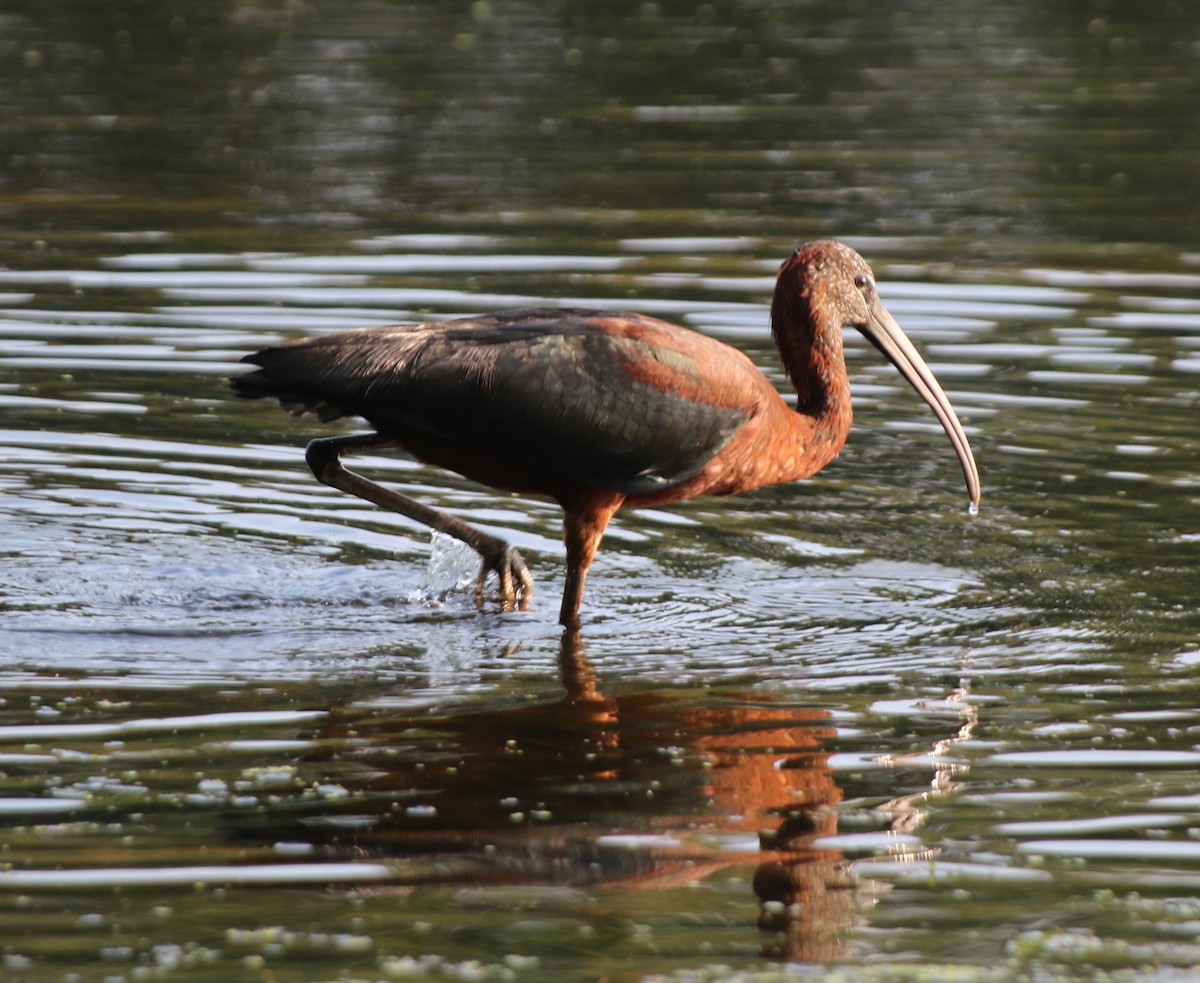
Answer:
[476,544,534,612]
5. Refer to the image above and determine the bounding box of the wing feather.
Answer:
[232,308,760,494]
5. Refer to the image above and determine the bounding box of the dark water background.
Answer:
[2,2,1200,980]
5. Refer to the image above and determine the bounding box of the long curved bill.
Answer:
[859,296,981,508]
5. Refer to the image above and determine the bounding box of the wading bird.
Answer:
[232,240,980,628]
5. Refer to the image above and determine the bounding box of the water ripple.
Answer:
[0,863,392,889]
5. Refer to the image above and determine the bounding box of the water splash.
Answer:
[968,501,980,517]
[424,531,481,595]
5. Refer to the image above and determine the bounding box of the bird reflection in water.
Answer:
[298,635,873,962]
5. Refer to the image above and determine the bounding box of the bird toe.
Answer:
[476,544,534,612]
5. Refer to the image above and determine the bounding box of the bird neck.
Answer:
[770,287,853,439]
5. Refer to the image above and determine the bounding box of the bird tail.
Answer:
[230,355,354,423]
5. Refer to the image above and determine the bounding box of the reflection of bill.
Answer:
[305,636,974,962]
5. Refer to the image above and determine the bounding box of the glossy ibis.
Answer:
[232,240,980,627]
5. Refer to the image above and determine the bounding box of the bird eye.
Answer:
[854,274,872,290]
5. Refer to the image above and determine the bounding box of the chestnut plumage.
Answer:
[232,240,980,627]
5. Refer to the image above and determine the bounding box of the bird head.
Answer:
[775,240,981,508]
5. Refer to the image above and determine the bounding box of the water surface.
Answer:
[2,2,1200,981]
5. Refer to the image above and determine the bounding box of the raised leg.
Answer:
[305,433,534,609]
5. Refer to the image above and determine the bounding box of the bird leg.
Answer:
[304,433,535,610]
[559,496,623,629]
